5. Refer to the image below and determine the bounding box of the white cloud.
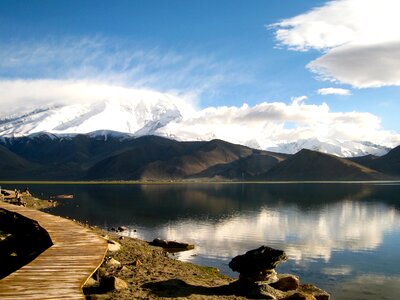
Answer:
[270,0,400,88]
[163,96,400,148]
[317,87,351,96]
[1,79,399,148]
[291,95,308,105]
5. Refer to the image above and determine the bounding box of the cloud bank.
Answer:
[271,0,400,88]
[1,79,399,148]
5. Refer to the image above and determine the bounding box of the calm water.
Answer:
[8,182,400,299]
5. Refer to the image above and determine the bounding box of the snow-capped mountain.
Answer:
[266,138,390,157]
[0,96,183,137]
[0,98,393,157]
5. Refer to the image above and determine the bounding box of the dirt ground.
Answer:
[85,227,246,299]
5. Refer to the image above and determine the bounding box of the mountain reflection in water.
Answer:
[16,182,400,300]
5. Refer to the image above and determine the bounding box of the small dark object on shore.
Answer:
[149,238,194,252]
[117,226,128,232]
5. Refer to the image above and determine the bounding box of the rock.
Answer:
[83,277,98,288]
[119,266,130,272]
[106,258,121,267]
[119,236,124,240]
[107,239,121,252]
[117,226,128,232]
[298,284,330,300]
[132,259,142,267]
[229,246,288,284]
[94,267,109,281]
[270,274,300,291]
[228,281,284,299]
[239,269,279,283]
[229,246,288,274]
[282,292,317,300]
[149,238,194,251]
[100,276,128,291]
[86,295,109,300]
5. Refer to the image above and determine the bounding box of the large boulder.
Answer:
[229,246,288,273]
[229,246,288,283]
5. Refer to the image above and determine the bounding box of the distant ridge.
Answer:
[258,149,390,181]
[367,145,400,176]
[0,132,398,181]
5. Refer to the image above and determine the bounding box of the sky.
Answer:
[1,0,400,146]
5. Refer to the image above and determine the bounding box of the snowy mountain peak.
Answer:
[0,96,183,137]
[266,138,391,157]
[0,95,393,157]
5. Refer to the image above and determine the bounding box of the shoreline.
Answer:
[1,193,330,299]
[1,179,400,185]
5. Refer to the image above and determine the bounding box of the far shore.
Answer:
[1,179,400,185]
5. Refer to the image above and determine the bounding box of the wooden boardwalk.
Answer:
[0,201,108,299]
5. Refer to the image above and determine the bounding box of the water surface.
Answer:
[8,182,400,300]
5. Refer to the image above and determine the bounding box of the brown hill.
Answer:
[0,132,398,181]
[367,145,400,176]
[188,151,288,180]
[0,144,36,179]
[137,140,286,180]
[259,149,389,181]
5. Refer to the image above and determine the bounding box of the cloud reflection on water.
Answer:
[143,200,400,263]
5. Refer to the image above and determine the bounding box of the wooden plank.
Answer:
[0,202,108,299]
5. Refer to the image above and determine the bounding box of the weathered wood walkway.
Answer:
[0,201,108,299]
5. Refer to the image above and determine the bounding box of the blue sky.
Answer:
[0,0,399,145]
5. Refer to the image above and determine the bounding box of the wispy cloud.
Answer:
[317,87,351,96]
[0,37,248,100]
[270,0,400,88]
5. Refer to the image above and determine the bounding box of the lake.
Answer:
[7,182,400,300]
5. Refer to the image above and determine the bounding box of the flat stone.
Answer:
[106,258,121,267]
[270,274,300,291]
[298,284,330,300]
[229,246,288,274]
[107,239,121,252]
[149,238,194,251]
[282,292,317,300]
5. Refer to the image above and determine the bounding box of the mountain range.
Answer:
[0,131,398,181]
[0,99,391,157]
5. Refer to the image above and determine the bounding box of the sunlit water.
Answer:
[8,182,400,300]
